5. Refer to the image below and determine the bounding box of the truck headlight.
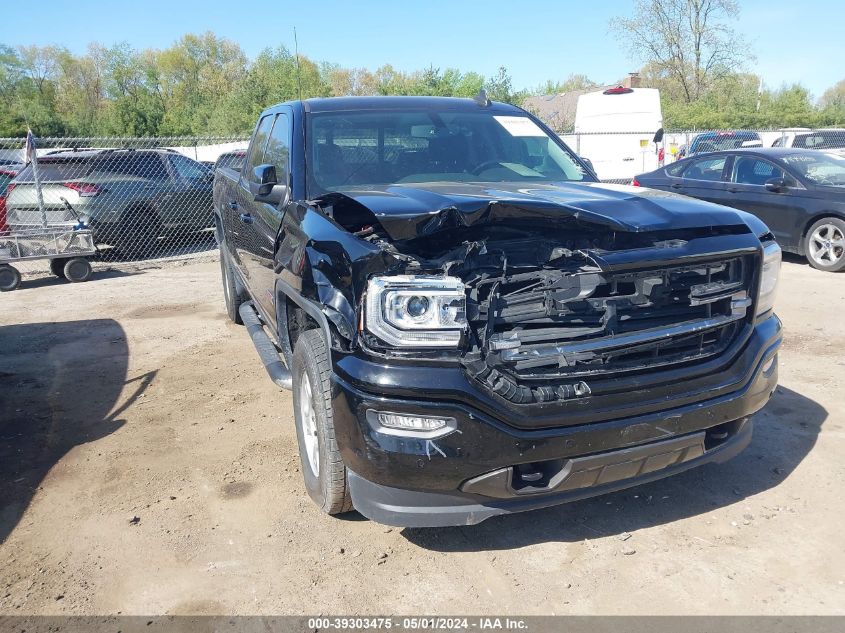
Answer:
[756,241,781,317]
[365,275,466,348]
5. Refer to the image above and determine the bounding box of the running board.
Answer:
[238,301,293,390]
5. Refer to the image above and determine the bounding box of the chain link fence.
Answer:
[0,136,248,285]
[2,128,844,287]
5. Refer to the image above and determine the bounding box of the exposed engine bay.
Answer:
[326,199,757,404]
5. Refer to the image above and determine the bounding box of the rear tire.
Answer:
[219,244,245,324]
[0,264,21,291]
[291,329,354,516]
[63,257,92,283]
[805,217,845,272]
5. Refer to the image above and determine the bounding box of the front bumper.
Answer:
[330,315,781,527]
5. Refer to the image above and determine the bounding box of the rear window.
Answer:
[216,152,246,170]
[15,158,93,182]
[92,153,169,180]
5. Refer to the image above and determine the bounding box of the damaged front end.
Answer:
[460,244,754,404]
[315,192,764,407]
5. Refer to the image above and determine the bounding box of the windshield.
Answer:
[783,152,845,187]
[306,109,590,195]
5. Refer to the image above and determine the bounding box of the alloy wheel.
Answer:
[809,223,845,267]
[298,372,319,476]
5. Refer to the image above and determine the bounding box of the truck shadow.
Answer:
[401,386,824,551]
[0,319,155,544]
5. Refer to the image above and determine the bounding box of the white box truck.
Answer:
[565,86,663,181]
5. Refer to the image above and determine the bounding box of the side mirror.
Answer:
[652,128,664,144]
[253,164,277,196]
[765,177,786,192]
[580,156,597,176]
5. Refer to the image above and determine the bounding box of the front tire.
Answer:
[219,244,245,324]
[291,329,353,516]
[805,217,845,272]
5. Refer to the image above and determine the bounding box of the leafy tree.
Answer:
[820,79,845,110]
[484,66,517,103]
[1,29,841,137]
[533,74,597,95]
[611,0,749,103]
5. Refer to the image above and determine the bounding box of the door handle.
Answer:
[671,183,684,189]
[728,187,740,193]
[239,213,253,224]
[228,200,239,210]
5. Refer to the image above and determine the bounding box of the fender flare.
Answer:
[274,276,335,363]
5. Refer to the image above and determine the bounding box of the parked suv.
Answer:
[6,148,214,255]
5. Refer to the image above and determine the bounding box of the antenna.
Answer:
[294,27,303,101]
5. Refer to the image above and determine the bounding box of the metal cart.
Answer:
[0,225,96,291]
[0,197,98,291]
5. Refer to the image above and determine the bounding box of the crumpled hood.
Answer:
[330,181,752,241]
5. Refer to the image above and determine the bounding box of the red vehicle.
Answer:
[0,165,22,235]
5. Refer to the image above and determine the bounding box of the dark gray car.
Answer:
[635,148,845,272]
[6,149,214,255]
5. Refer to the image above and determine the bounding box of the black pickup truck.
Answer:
[213,95,782,527]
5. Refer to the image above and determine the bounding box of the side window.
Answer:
[732,157,784,186]
[244,115,275,182]
[95,154,134,176]
[264,113,291,184]
[666,162,685,176]
[133,153,169,181]
[682,156,727,181]
[169,153,208,180]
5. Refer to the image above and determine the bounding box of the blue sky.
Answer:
[1,0,842,99]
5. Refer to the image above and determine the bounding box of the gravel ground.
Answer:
[0,254,843,615]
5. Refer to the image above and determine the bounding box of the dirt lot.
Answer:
[1,254,843,616]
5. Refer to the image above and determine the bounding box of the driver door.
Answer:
[237,110,292,321]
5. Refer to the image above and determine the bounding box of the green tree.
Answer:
[533,74,596,95]
[611,0,749,103]
[820,79,845,110]
[484,66,518,103]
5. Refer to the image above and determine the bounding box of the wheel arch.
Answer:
[802,212,845,239]
[122,199,160,221]
[798,212,845,254]
[275,278,334,366]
